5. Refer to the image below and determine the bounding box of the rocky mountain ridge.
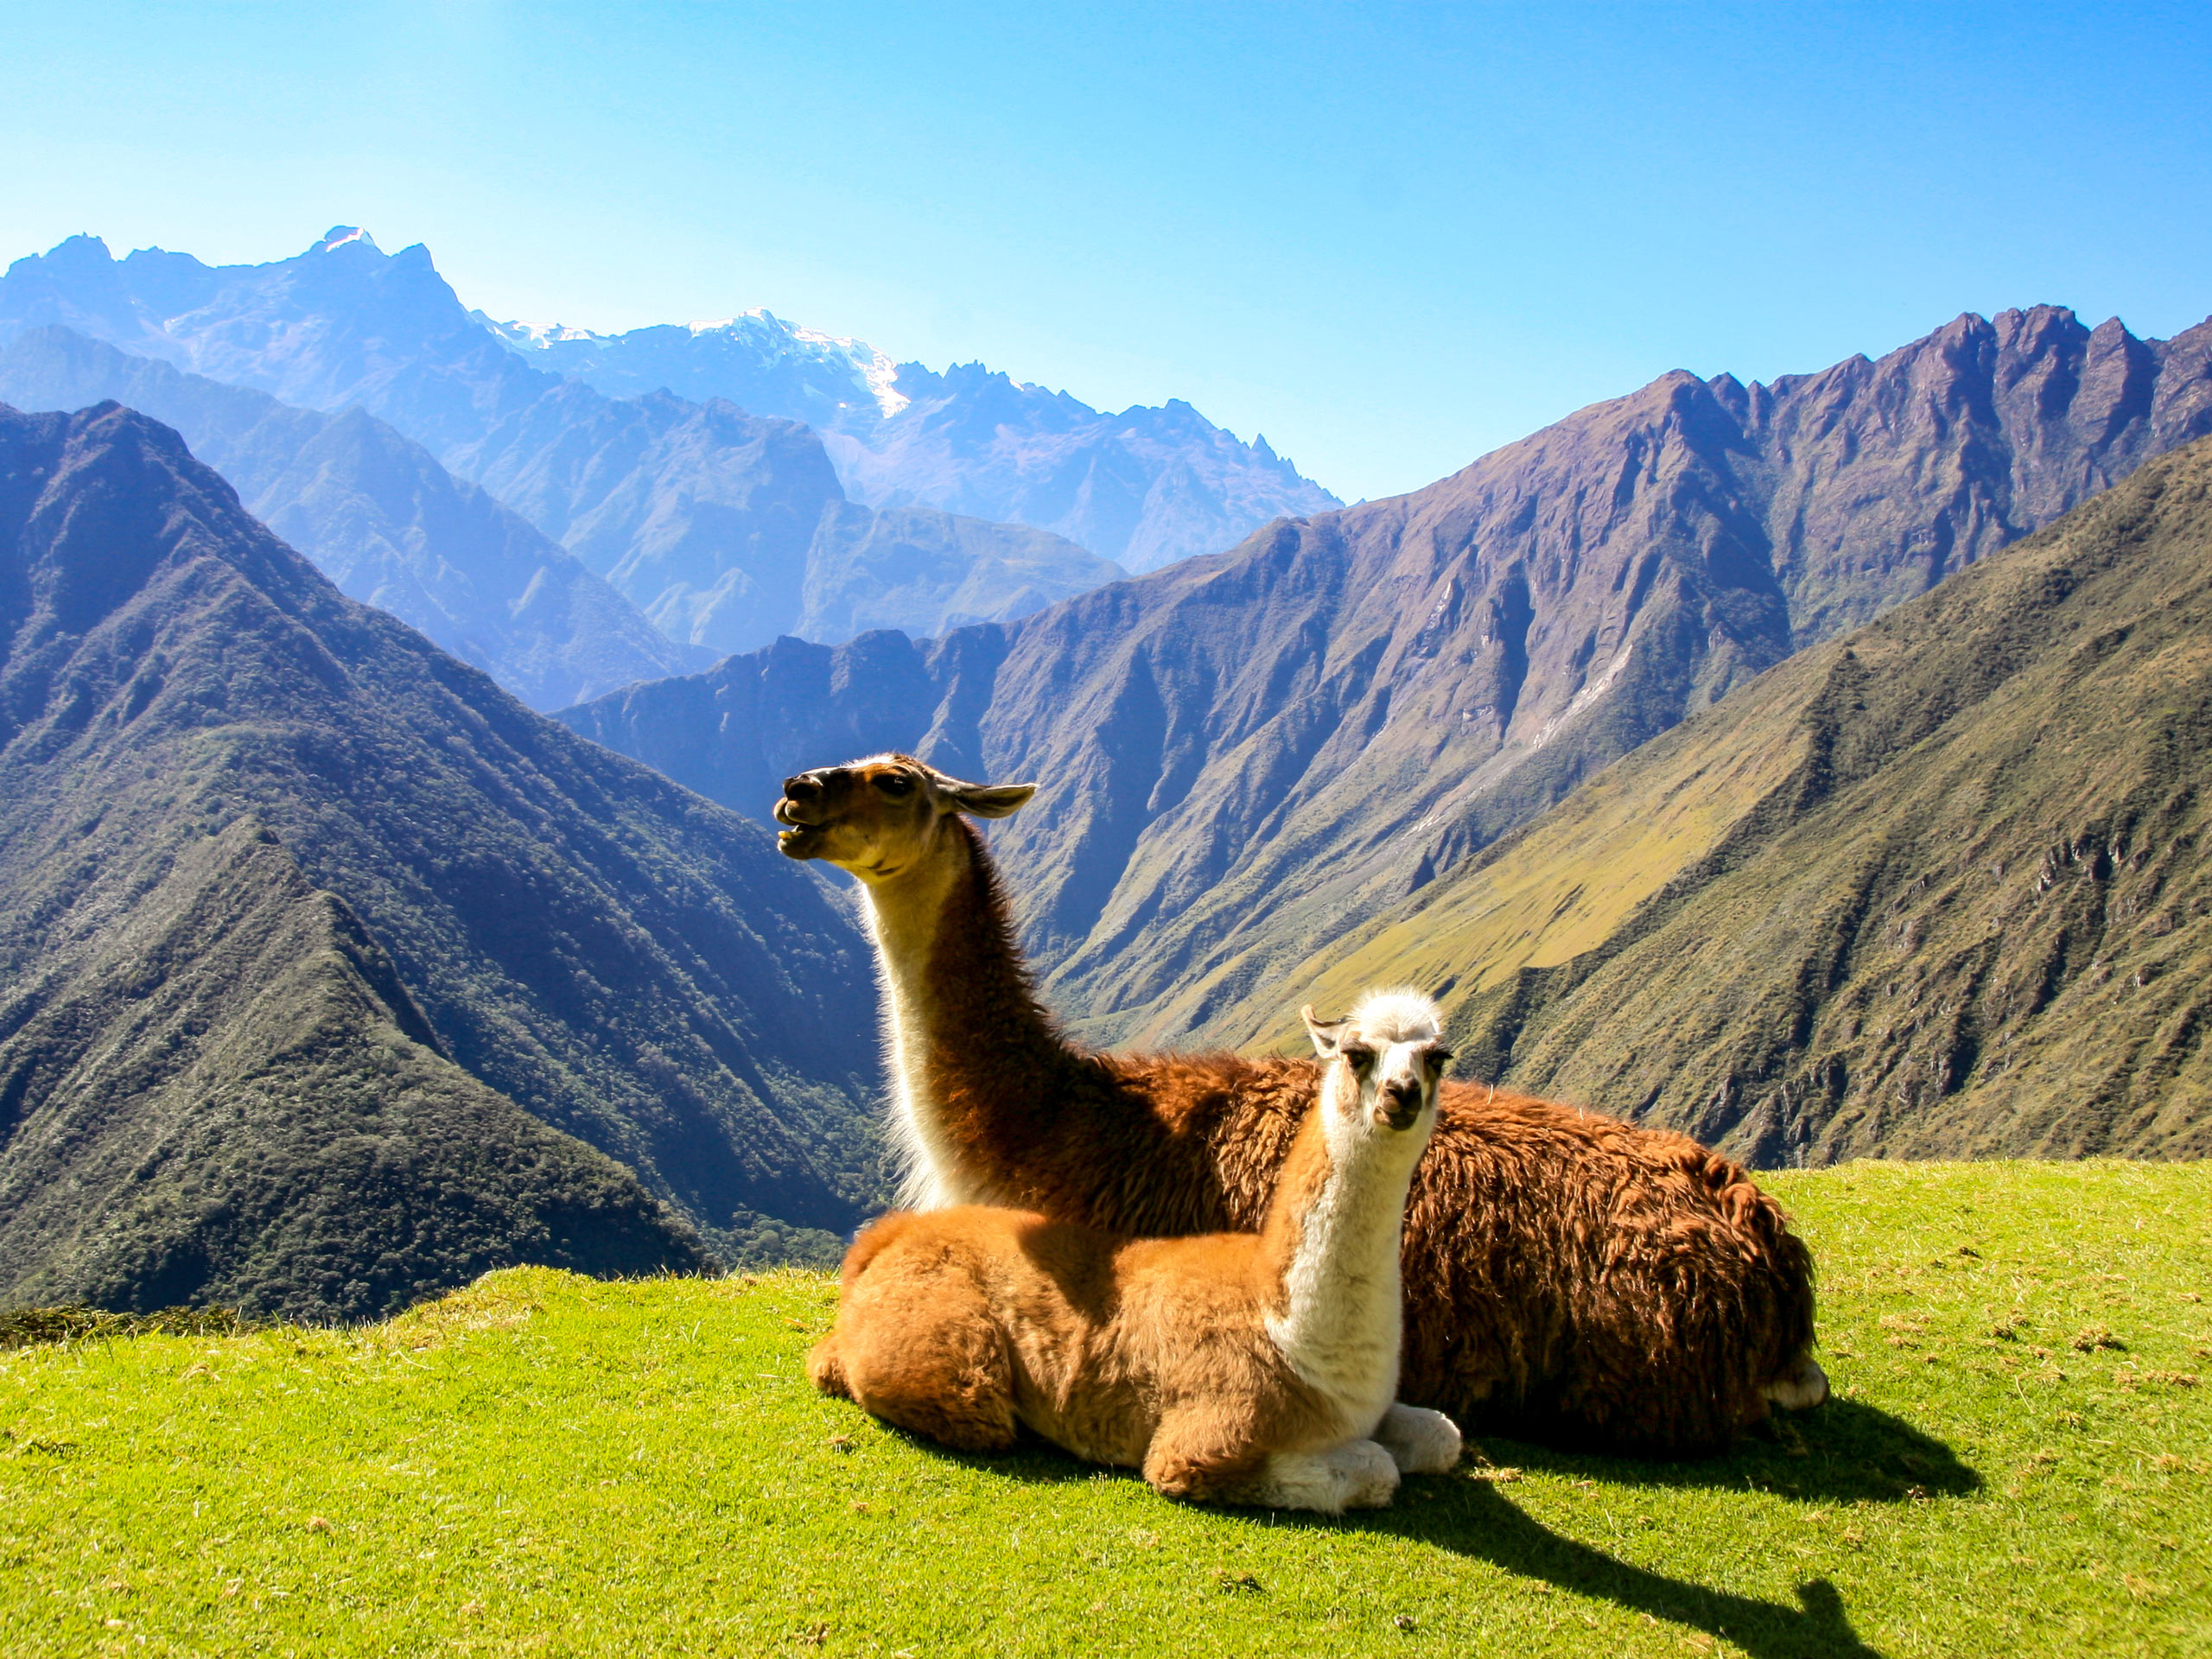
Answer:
[1222,438,2212,1165]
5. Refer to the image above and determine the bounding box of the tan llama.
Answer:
[809,989,1463,1512]
[776,753,1827,1456]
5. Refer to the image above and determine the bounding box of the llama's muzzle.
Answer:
[1375,1079,1425,1132]
[775,776,828,827]
[773,782,828,857]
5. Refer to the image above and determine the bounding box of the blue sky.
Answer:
[4,2,2208,502]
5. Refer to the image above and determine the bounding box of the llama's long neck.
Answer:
[1258,1072,1425,1422]
[860,817,1074,1210]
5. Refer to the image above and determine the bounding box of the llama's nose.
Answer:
[1377,1080,1422,1129]
[783,772,823,803]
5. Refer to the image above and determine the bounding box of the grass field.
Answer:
[3,1160,2208,1657]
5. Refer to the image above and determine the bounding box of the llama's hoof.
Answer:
[1376,1403,1463,1474]
[1764,1352,1829,1412]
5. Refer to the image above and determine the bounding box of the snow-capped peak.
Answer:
[474,304,910,420]
[696,309,909,419]
[487,317,603,347]
[311,226,379,255]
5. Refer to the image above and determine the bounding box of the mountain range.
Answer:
[6,238,2209,1333]
[1227,436,2212,1166]
[483,311,1340,574]
[0,324,703,709]
[562,304,2212,1060]
[0,231,1128,658]
[0,400,887,1318]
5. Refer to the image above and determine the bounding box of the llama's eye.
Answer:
[1427,1048,1454,1073]
[874,774,915,798]
[1341,1045,1375,1072]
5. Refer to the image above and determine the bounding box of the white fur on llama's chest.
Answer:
[1262,1099,1416,1436]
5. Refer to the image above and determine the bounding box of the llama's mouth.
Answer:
[776,825,824,859]
[1373,1091,1425,1132]
[772,797,827,857]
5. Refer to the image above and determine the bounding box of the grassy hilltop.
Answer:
[3,1160,2209,1658]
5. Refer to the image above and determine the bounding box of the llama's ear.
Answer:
[948,782,1037,819]
[1302,1004,1345,1058]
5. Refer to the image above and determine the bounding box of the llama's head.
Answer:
[1302,988,1452,1136]
[774,753,1037,884]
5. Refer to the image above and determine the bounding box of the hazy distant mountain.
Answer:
[442,376,1122,654]
[478,308,911,432]
[0,232,1122,654]
[483,310,1341,574]
[1224,438,2212,1166]
[0,401,888,1315]
[563,304,2212,1071]
[0,326,704,708]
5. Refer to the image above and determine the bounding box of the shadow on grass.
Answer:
[1478,1398,1981,1504]
[915,1429,1897,1658]
[876,1425,1105,1487]
[1356,1478,1886,1659]
[899,1396,1979,1508]
[884,1398,1985,1658]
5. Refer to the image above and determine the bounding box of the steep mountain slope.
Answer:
[0,232,1121,653]
[563,305,2212,1051]
[1224,438,2212,1166]
[0,326,703,708]
[0,401,886,1306]
[0,821,709,1320]
[485,313,1340,574]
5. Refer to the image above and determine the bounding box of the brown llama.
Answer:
[776,754,1827,1456]
[810,990,1464,1512]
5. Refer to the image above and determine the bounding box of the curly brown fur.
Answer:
[779,755,1821,1456]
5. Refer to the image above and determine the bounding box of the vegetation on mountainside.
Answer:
[1229,438,2212,1168]
[0,403,884,1317]
[3,1161,2207,1658]
[0,823,709,1321]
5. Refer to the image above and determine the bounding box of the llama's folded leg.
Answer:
[805,1336,851,1399]
[1240,1440,1401,1514]
[1164,1437,1399,1516]
[1764,1349,1829,1413]
[834,1295,1019,1452]
[1141,1414,1266,1507]
[1373,1402,1463,1474]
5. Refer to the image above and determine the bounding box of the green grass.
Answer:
[3,1161,2208,1658]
